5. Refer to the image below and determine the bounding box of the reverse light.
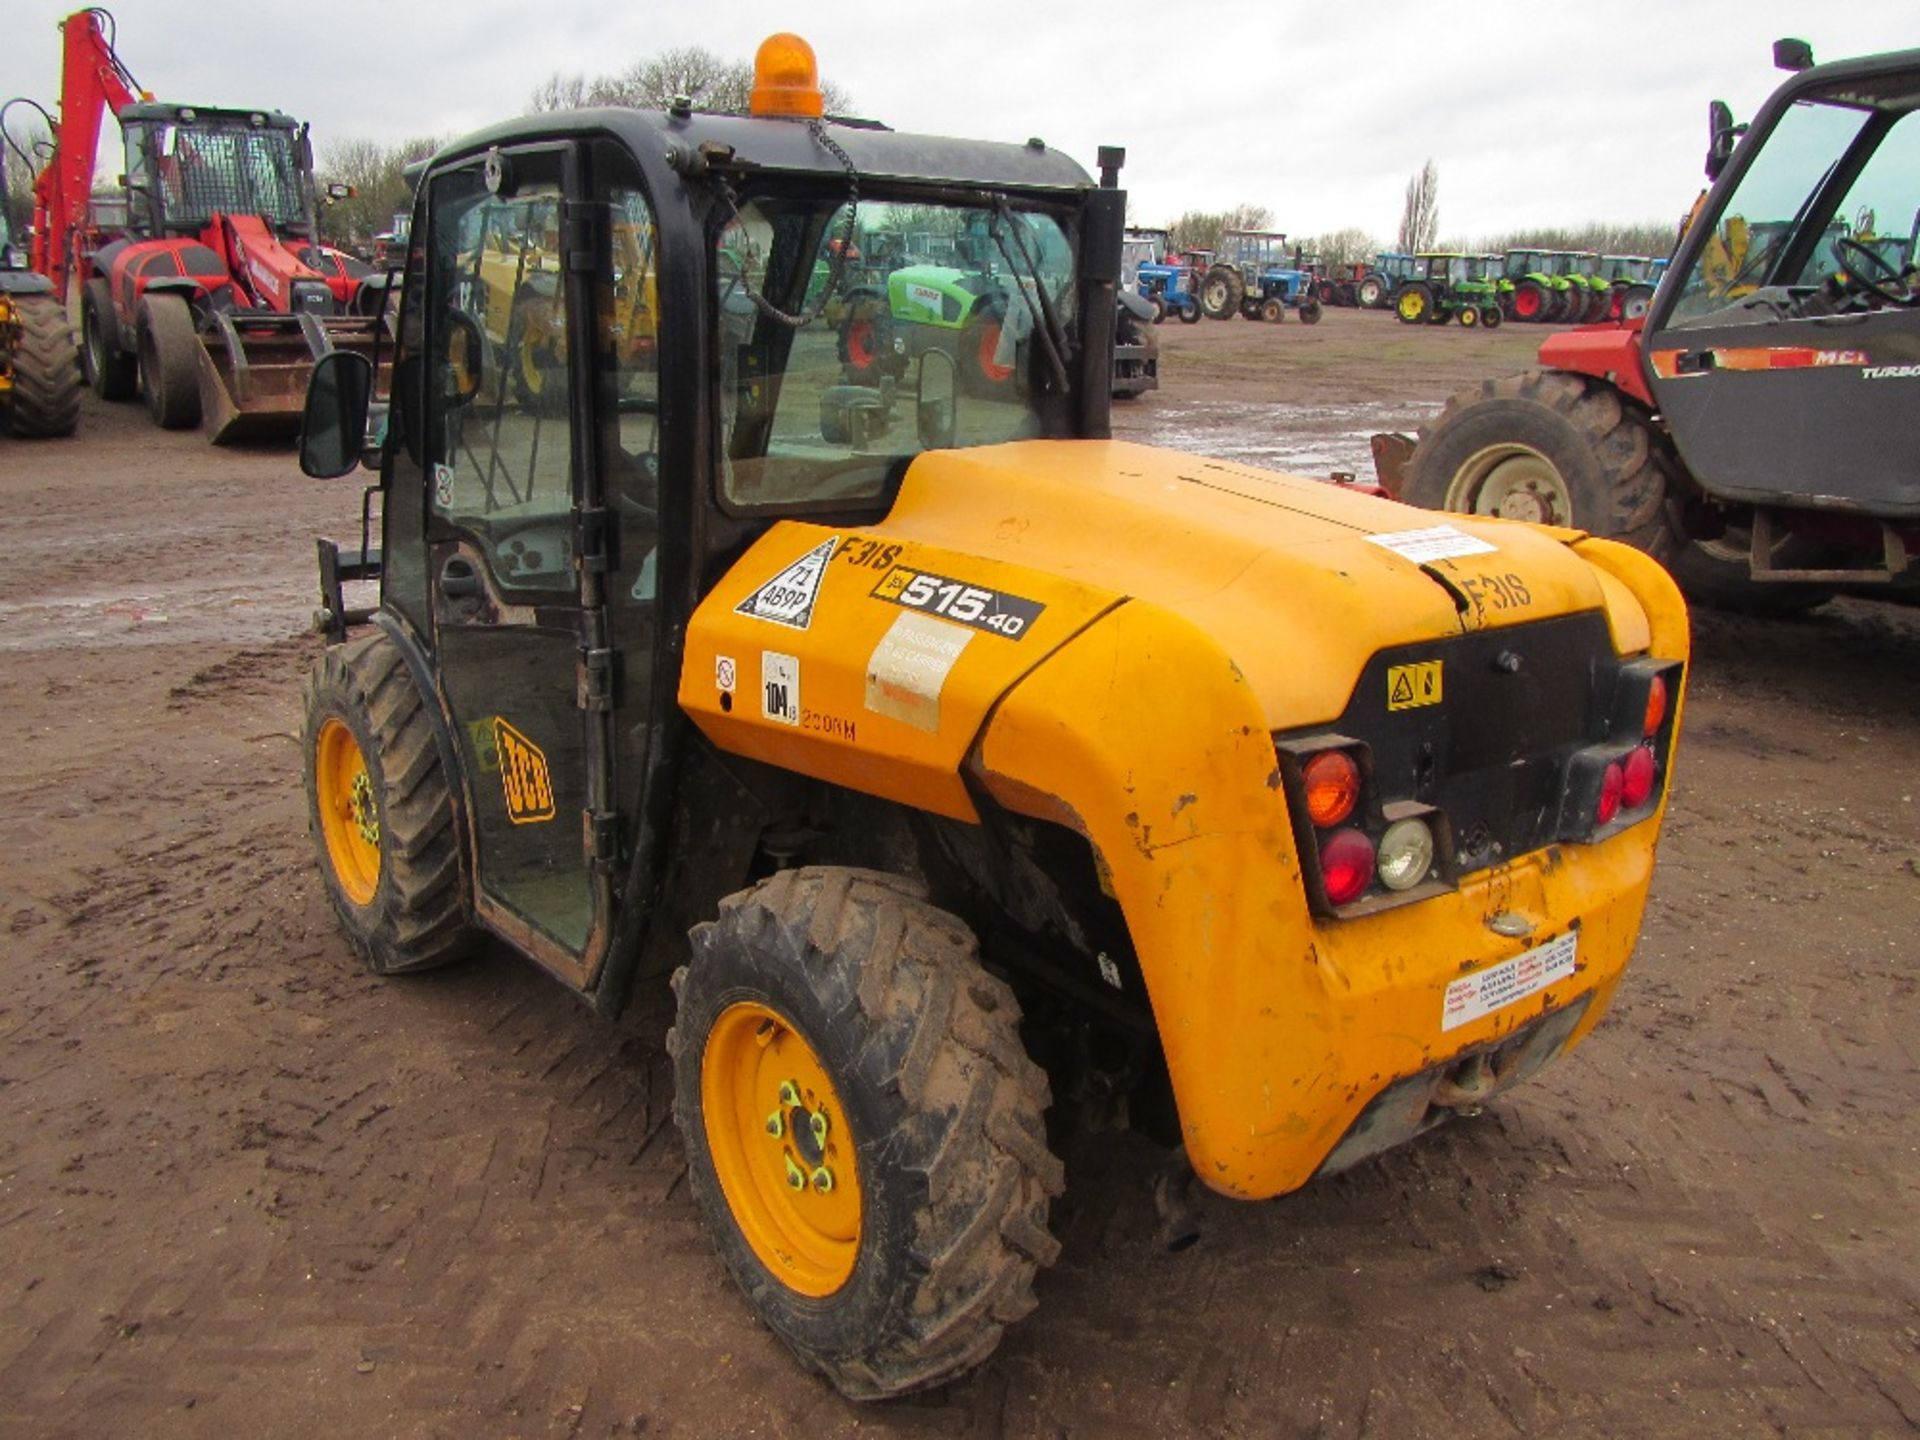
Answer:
[1303,750,1361,828]
[1376,817,1436,892]
[1621,746,1658,809]
[749,33,825,118]
[1596,761,1625,825]
[1320,829,1376,906]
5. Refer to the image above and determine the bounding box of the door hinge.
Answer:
[578,645,615,711]
[575,504,611,577]
[589,809,621,870]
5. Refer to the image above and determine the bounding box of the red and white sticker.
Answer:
[1442,931,1577,1032]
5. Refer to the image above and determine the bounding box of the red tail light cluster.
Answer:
[1559,660,1683,841]
[1281,740,1446,914]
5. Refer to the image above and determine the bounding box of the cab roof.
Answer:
[426,107,1099,195]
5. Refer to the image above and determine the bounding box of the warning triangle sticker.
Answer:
[734,536,840,630]
[1390,672,1415,705]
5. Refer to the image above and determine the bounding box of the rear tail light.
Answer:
[1377,816,1436,891]
[1596,761,1625,825]
[1621,745,1657,808]
[1320,829,1376,906]
[1303,750,1361,827]
[1643,674,1668,737]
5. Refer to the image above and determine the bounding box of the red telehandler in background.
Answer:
[13,8,386,442]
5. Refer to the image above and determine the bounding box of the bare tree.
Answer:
[1294,226,1380,267]
[2,115,54,245]
[1168,203,1275,254]
[316,134,446,250]
[530,46,852,116]
[1397,160,1439,253]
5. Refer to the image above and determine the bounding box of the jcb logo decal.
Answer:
[493,718,556,824]
[1387,661,1442,711]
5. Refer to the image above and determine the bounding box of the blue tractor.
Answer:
[1205,229,1324,323]
[1124,226,1201,323]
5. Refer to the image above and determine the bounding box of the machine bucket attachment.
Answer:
[196,311,383,446]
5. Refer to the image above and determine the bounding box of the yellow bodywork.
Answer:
[679,440,1688,1200]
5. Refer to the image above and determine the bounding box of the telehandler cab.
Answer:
[296,33,1688,1399]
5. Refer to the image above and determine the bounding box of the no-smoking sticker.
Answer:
[716,655,737,694]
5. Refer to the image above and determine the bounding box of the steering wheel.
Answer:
[1833,236,1910,305]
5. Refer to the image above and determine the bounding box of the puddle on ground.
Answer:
[1124,398,1440,478]
[0,576,321,653]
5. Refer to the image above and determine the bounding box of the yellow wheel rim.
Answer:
[702,1001,863,1297]
[1399,290,1424,320]
[315,717,381,907]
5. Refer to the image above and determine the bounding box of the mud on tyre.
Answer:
[670,866,1064,1400]
[1406,369,1675,557]
[301,630,475,974]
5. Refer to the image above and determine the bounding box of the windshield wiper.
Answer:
[989,196,1071,393]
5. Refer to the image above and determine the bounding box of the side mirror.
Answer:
[916,349,957,450]
[1706,100,1739,181]
[1772,38,1814,72]
[300,351,375,478]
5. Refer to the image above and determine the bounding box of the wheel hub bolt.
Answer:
[809,1111,829,1144]
[765,1110,784,1138]
[811,1166,834,1194]
[784,1156,806,1190]
[777,1080,801,1107]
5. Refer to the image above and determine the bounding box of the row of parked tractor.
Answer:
[1122,229,1669,331]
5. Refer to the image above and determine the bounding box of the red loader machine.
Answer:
[1388,39,1920,615]
[21,8,384,443]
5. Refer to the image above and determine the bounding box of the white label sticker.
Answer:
[735,536,839,630]
[864,610,973,733]
[1367,524,1498,563]
[761,651,800,726]
[1442,931,1578,1032]
[715,655,737,694]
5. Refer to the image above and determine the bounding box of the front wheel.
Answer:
[82,277,137,401]
[2,294,83,437]
[1405,369,1674,557]
[1669,527,1834,616]
[672,868,1063,1400]
[301,631,477,974]
[1149,295,1167,324]
[1297,298,1322,325]
[1481,305,1503,329]
[1259,297,1285,323]
[1457,305,1480,328]
[137,292,202,430]
[1177,298,1202,324]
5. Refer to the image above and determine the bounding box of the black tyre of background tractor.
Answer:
[1356,275,1387,308]
[3,294,83,437]
[82,277,137,401]
[1258,297,1284,323]
[1406,369,1674,557]
[1201,265,1243,320]
[301,631,477,974]
[1177,297,1202,324]
[1298,298,1323,325]
[1667,528,1834,616]
[137,293,202,430]
[1148,296,1166,324]
[670,867,1064,1400]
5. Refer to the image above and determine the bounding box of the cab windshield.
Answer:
[126,117,306,231]
[1668,89,1920,325]
[715,193,1078,512]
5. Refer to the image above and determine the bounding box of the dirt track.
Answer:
[2,307,1917,1438]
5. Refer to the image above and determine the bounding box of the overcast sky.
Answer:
[2,1,1900,241]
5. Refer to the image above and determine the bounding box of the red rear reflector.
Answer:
[1643,675,1668,737]
[1596,761,1625,825]
[1621,746,1657,808]
[1303,750,1361,828]
[1320,828,1376,906]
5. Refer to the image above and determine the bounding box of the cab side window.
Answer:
[425,166,576,593]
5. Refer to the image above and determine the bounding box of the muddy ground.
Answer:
[2,307,1916,1439]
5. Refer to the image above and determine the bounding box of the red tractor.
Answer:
[21,8,384,442]
[1392,39,1920,614]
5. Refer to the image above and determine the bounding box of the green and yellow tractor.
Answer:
[1393,252,1505,327]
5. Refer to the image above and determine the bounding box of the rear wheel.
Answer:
[137,293,202,430]
[1148,296,1167,324]
[1406,369,1674,557]
[1583,287,1611,323]
[301,631,476,974]
[3,294,83,438]
[1669,525,1834,616]
[1621,283,1656,321]
[82,277,137,401]
[960,307,1016,394]
[838,294,896,380]
[1511,280,1547,322]
[672,867,1063,1400]
[1356,275,1387,308]
[1481,305,1503,329]
[1201,266,1242,320]
[1298,298,1322,325]
[1396,283,1431,324]
[506,287,567,412]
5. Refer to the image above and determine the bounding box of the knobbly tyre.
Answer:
[293,33,1689,1400]
[1397,40,1920,614]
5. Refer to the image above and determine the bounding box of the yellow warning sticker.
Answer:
[1387,661,1443,711]
[493,717,556,824]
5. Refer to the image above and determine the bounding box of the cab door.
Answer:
[414,142,658,987]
